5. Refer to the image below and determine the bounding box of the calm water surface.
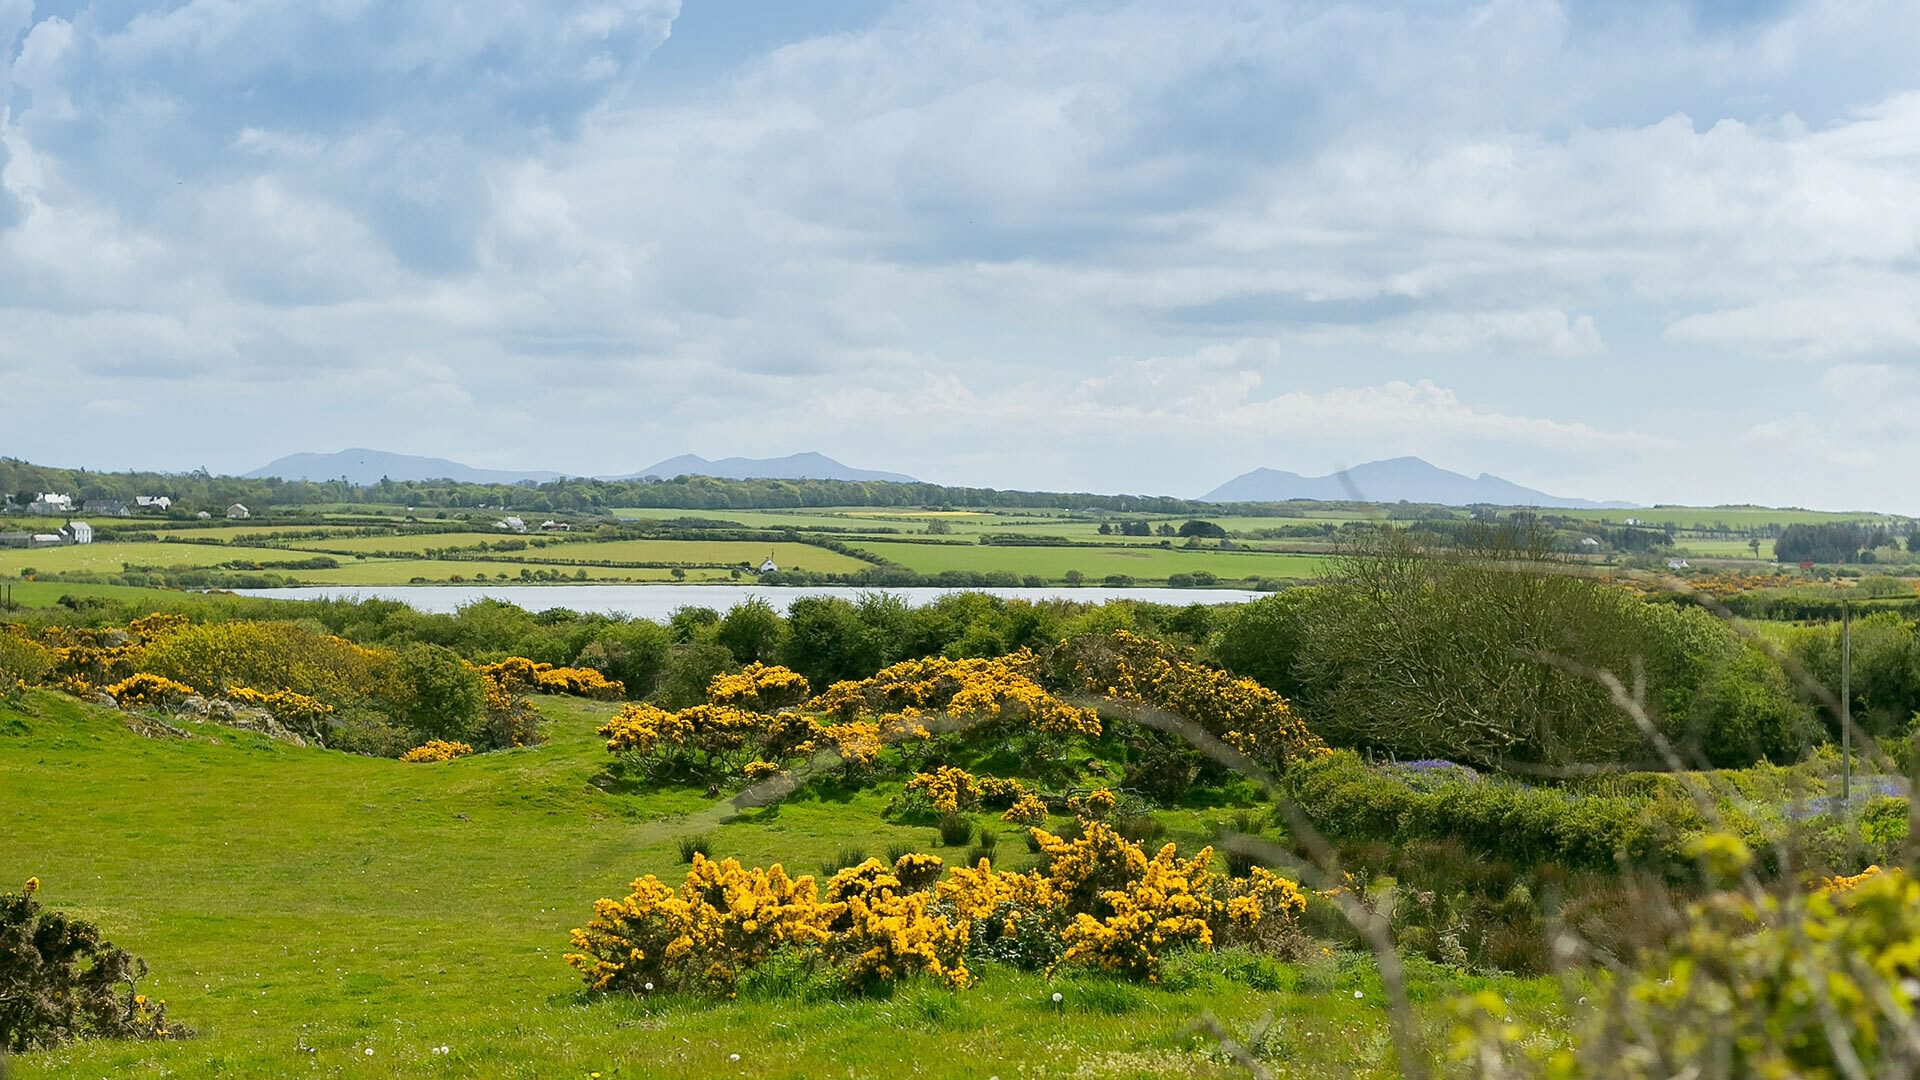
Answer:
[232,584,1266,619]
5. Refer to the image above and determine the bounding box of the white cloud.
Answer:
[2,0,1919,506]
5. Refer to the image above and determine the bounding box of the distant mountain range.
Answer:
[244,450,567,486]
[245,449,920,486]
[605,452,918,484]
[1201,457,1637,509]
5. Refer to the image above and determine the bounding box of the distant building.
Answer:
[135,496,172,511]
[759,552,779,574]
[85,500,131,517]
[495,516,527,533]
[1624,518,1642,526]
[27,493,73,515]
[63,521,93,545]
[28,533,64,547]
[1579,537,1601,549]
[539,520,571,532]
[195,511,213,520]
[226,503,251,519]
[1666,558,1690,571]
[0,532,30,548]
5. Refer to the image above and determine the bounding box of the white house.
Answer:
[1579,537,1601,549]
[495,516,527,533]
[63,521,93,545]
[135,496,172,511]
[759,552,779,574]
[27,493,73,515]
[226,503,251,519]
[195,510,212,520]
[1666,558,1690,571]
[539,520,571,532]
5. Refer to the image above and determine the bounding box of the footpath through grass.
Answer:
[2,692,1550,1078]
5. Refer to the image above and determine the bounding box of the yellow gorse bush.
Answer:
[601,648,1107,783]
[471,657,624,699]
[21,614,186,691]
[1067,787,1118,823]
[400,740,474,763]
[1003,791,1049,827]
[569,827,1306,995]
[706,663,810,711]
[903,766,1029,815]
[1822,864,1895,895]
[567,854,832,994]
[225,686,335,728]
[134,620,397,706]
[1056,630,1327,771]
[812,650,1101,738]
[105,673,195,709]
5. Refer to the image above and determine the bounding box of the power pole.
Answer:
[1842,599,1852,803]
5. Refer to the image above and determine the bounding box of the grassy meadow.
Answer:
[0,691,1552,1078]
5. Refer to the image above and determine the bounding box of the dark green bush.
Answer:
[936,814,973,847]
[1,878,191,1051]
[393,643,486,744]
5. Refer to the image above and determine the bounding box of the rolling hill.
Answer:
[245,449,564,485]
[609,451,919,483]
[1201,457,1635,509]
[247,449,919,486]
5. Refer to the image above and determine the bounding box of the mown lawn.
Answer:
[1,692,1551,1078]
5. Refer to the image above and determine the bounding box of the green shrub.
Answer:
[1,878,191,1051]
[326,709,418,757]
[677,835,711,864]
[821,846,869,877]
[0,633,52,696]
[653,641,738,710]
[937,814,974,847]
[394,643,486,744]
[1207,588,1316,696]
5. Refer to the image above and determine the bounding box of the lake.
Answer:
[231,584,1268,620]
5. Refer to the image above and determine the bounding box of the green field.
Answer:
[0,542,314,576]
[1552,505,1900,528]
[0,691,1548,1078]
[852,540,1327,582]
[281,535,867,573]
[1672,538,1775,558]
[289,559,692,584]
[279,530,539,553]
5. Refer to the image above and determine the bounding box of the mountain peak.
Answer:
[608,452,919,484]
[245,449,564,486]
[1200,457,1635,509]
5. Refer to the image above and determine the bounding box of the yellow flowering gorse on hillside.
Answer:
[568,824,1306,993]
[1056,630,1327,771]
[400,740,474,763]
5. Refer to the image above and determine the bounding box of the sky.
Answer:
[3,0,1920,510]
